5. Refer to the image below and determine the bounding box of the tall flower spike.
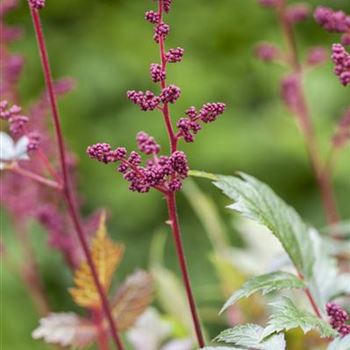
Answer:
[87,1,227,346]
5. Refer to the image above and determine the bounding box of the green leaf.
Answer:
[262,297,337,339]
[327,335,350,350]
[221,271,305,313]
[215,324,286,350]
[189,170,218,181]
[308,229,350,308]
[212,173,313,277]
[150,232,194,335]
[182,178,230,254]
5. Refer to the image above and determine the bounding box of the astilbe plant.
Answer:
[87,0,225,348]
[2,1,349,349]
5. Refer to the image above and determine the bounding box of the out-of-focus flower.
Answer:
[286,4,310,24]
[280,74,303,112]
[255,42,280,62]
[0,132,29,169]
[332,108,350,148]
[126,308,193,350]
[306,47,328,66]
[314,6,350,33]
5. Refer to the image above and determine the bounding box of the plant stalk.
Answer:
[166,192,206,347]
[157,1,205,346]
[28,6,125,350]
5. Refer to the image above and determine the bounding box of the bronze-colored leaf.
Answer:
[70,212,124,309]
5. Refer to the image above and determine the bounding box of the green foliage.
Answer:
[212,173,313,277]
[220,271,305,313]
[191,171,349,345]
[215,324,286,350]
[307,229,350,309]
[262,297,336,339]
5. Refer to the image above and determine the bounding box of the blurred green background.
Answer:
[2,0,350,348]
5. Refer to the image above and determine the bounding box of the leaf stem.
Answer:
[276,0,340,229]
[28,6,125,350]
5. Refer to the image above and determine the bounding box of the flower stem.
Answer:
[157,1,205,346]
[276,0,340,229]
[166,192,206,347]
[158,0,178,154]
[28,6,125,350]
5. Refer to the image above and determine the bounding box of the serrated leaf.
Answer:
[216,324,286,350]
[221,271,305,313]
[70,212,124,308]
[308,229,350,308]
[262,297,337,339]
[213,173,312,277]
[110,270,153,331]
[327,335,350,350]
[32,312,97,348]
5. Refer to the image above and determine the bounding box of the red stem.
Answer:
[297,272,322,319]
[93,309,111,350]
[166,193,206,347]
[157,1,205,346]
[276,1,340,228]
[28,6,125,350]
[158,1,178,154]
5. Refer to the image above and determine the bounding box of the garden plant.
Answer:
[1,0,349,349]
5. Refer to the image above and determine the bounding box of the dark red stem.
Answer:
[157,1,205,346]
[276,0,340,228]
[166,192,206,347]
[28,6,125,350]
[158,0,178,154]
